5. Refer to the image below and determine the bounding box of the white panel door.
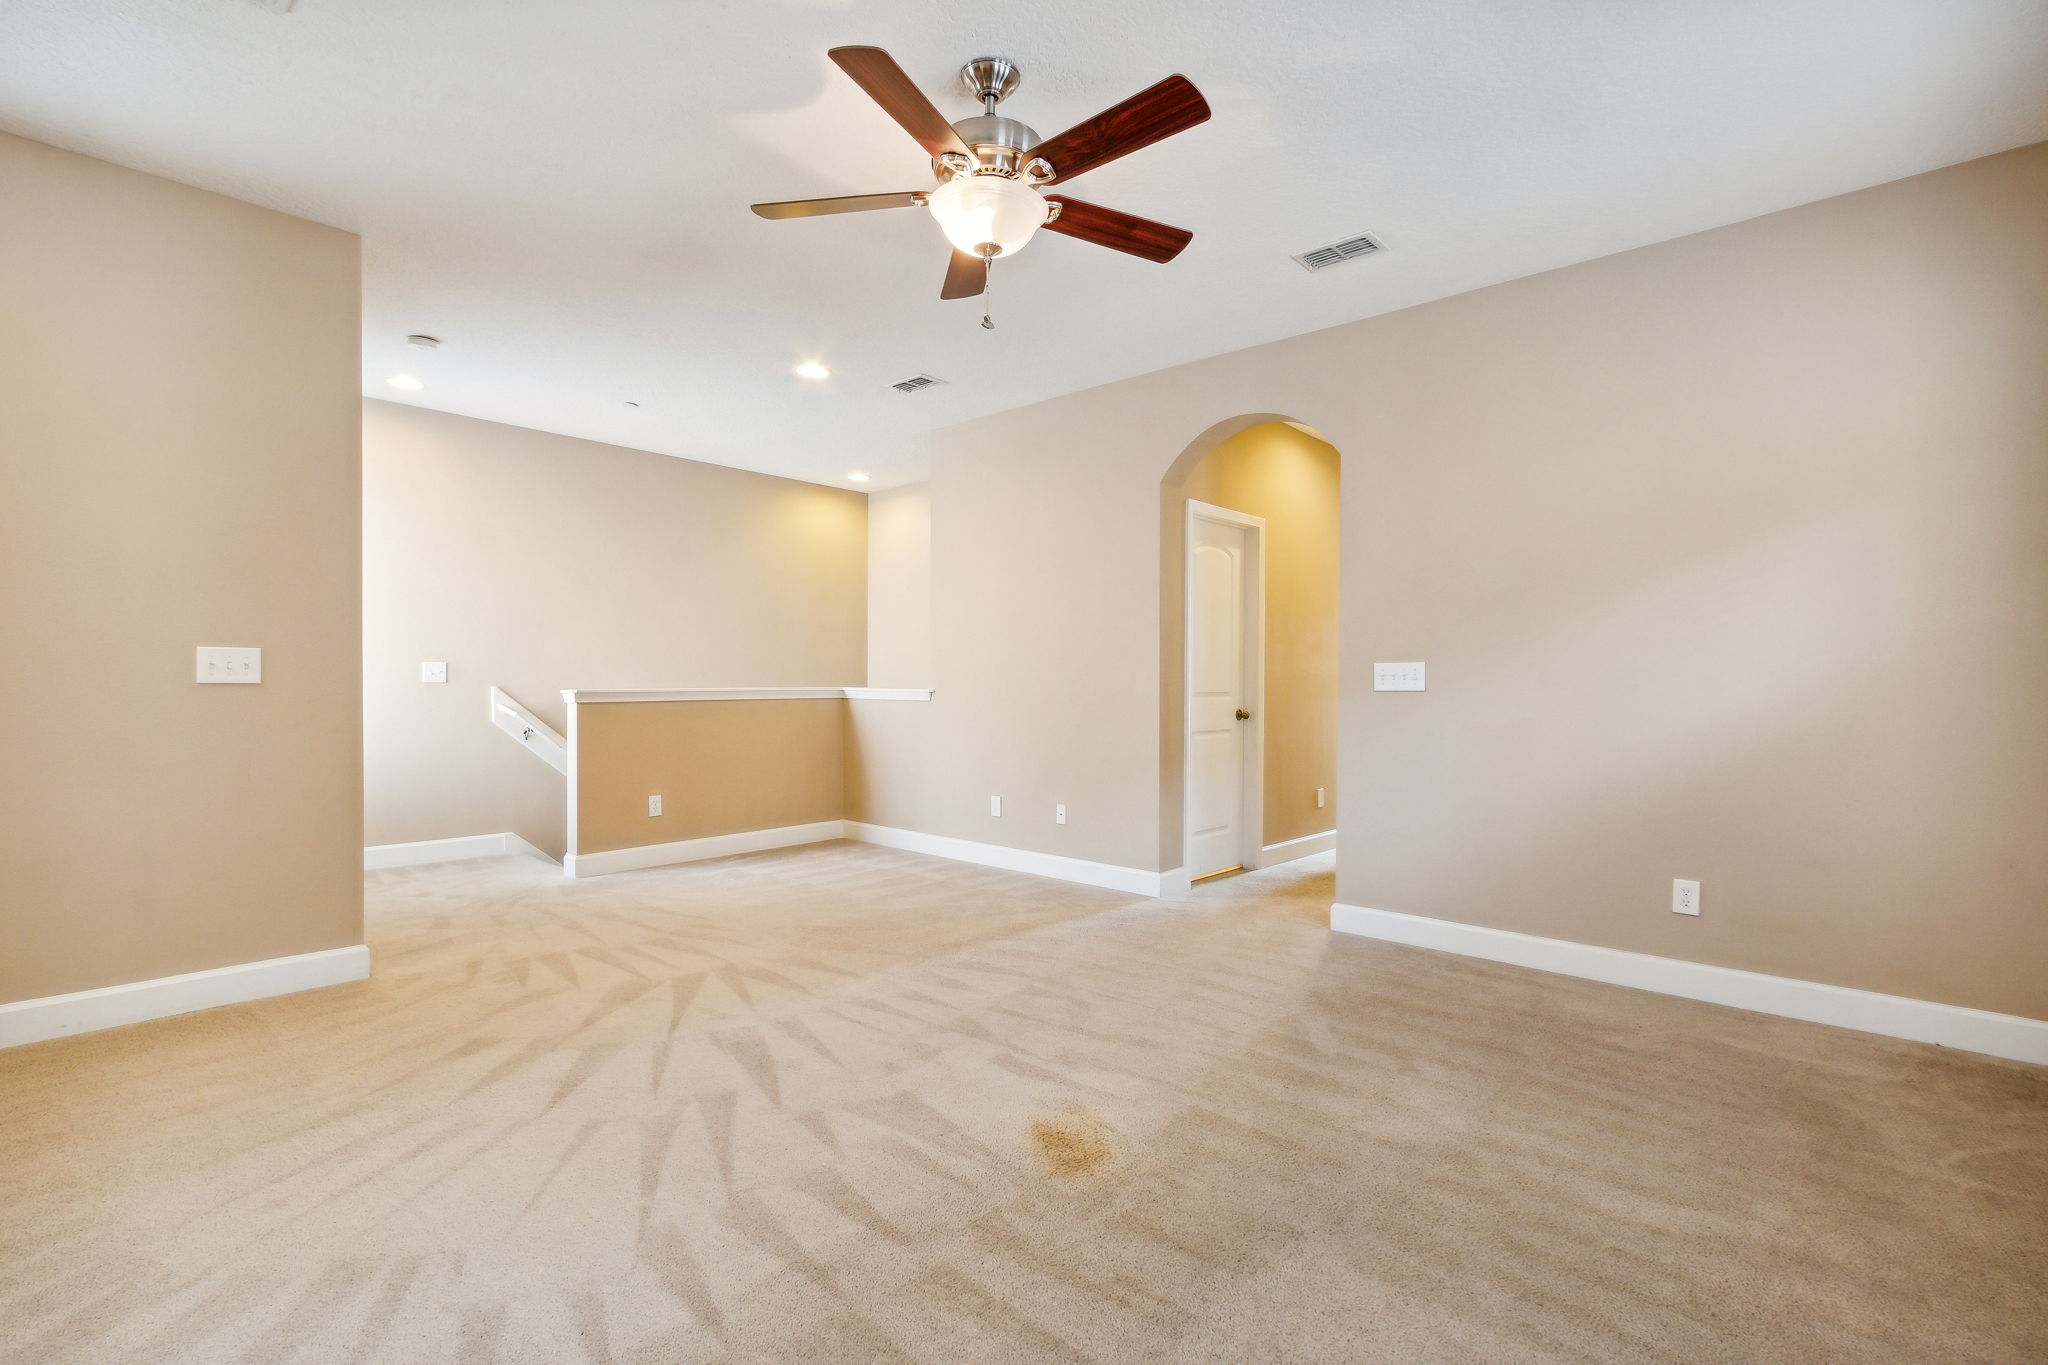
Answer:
[1187,515,1251,879]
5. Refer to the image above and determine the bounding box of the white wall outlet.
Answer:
[1316,787,1327,808]
[420,662,448,683]
[990,795,1002,817]
[1055,803,1067,825]
[196,645,261,684]
[647,795,663,818]
[1673,878,1701,916]
[1373,661,1425,691]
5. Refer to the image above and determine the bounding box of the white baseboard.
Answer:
[0,945,371,1050]
[563,817,1187,898]
[846,822,1176,897]
[1259,830,1335,866]
[365,832,553,869]
[566,820,847,878]
[1330,903,2048,1067]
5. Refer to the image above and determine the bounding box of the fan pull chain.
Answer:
[981,252,995,330]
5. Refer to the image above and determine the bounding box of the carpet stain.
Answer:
[1030,1108,1116,1178]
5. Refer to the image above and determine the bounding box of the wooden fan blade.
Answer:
[751,191,926,219]
[829,46,970,161]
[941,249,986,299]
[1042,196,1192,263]
[1031,74,1210,184]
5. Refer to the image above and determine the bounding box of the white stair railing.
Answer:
[489,686,569,775]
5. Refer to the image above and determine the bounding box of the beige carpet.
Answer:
[3,844,2044,1364]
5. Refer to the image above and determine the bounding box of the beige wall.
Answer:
[572,700,843,854]
[1178,423,1340,846]
[866,484,932,686]
[363,401,866,859]
[852,142,2048,1021]
[0,133,363,1003]
[845,697,943,835]
[845,428,1164,863]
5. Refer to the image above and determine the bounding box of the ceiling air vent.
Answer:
[891,373,946,394]
[1292,233,1384,273]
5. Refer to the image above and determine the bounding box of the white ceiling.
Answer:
[4,1,2045,489]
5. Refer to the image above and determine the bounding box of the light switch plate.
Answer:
[1374,661,1425,691]
[197,646,261,684]
[421,662,448,683]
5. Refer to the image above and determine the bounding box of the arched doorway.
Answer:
[1160,417,1342,882]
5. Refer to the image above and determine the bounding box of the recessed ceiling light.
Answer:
[847,472,870,483]
[794,362,831,380]
[386,374,425,392]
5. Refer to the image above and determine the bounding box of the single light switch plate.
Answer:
[648,795,663,817]
[1673,879,1701,916]
[421,662,448,683]
[990,795,1002,817]
[1055,803,1067,825]
[1374,661,1425,691]
[197,646,261,684]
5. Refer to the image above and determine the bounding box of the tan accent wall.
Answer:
[852,142,2048,1020]
[571,700,844,854]
[0,133,363,1004]
[1178,423,1340,847]
[362,402,866,859]
[866,484,932,687]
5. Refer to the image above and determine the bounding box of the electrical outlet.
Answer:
[196,645,261,684]
[990,795,1002,817]
[648,795,663,818]
[1672,879,1700,916]
[1055,803,1066,825]
[420,662,448,683]
[1316,787,1327,809]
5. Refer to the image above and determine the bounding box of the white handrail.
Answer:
[489,687,569,775]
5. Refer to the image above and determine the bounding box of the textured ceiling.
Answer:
[4,0,2045,488]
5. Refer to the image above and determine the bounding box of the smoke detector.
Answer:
[406,334,441,350]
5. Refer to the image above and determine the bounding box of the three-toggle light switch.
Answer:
[196,646,261,684]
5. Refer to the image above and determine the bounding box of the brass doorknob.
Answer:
[1235,708,1251,720]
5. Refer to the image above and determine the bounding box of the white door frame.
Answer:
[1183,499,1266,878]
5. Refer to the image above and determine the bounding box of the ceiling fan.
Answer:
[751,48,1210,322]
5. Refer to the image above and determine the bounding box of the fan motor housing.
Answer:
[937,115,1041,180]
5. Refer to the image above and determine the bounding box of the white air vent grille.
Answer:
[891,374,945,394]
[1292,233,1384,272]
